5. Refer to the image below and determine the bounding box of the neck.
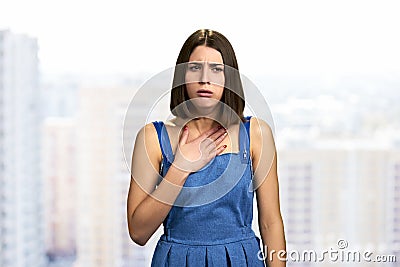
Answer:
[189,117,220,133]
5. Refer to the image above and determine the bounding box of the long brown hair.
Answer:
[170,29,245,124]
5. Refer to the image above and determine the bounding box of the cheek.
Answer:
[215,76,225,98]
[215,87,224,99]
[185,70,199,84]
[185,83,197,99]
[213,74,225,88]
[185,73,195,92]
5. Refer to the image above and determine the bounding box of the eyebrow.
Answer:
[188,62,224,67]
[209,63,224,68]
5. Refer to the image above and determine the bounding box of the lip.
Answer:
[196,89,213,97]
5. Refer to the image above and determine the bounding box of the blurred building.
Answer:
[72,86,163,267]
[0,30,46,266]
[277,131,400,266]
[387,147,400,266]
[40,75,79,118]
[42,118,77,263]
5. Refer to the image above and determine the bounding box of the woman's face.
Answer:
[185,45,225,111]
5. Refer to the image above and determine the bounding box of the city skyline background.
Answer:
[1,1,399,266]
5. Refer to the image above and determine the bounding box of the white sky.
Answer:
[1,0,399,76]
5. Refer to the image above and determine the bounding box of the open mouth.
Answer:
[196,89,213,97]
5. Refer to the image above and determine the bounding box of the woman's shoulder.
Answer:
[140,119,181,147]
[248,116,274,148]
[137,122,159,138]
[249,116,273,133]
[139,119,179,135]
[136,122,163,161]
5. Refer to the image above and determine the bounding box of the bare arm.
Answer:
[251,117,286,267]
[127,123,227,246]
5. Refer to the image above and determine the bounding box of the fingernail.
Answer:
[223,145,227,148]
[184,126,188,131]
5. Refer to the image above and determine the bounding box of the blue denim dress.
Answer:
[151,116,265,266]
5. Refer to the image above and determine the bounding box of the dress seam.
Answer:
[159,235,256,247]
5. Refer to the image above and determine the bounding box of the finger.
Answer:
[196,125,222,141]
[179,126,189,145]
[203,139,216,155]
[213,131,228,146]
[215,144,228,155]
[207,127,227,141]
[203,131,227,151]
[199,137,214,152]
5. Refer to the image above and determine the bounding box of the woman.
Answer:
[127,29,286,266]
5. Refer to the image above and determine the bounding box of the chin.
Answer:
[188,98,222,117]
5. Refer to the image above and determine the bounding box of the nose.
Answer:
[199,66,210,84]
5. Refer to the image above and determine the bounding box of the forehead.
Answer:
[189,45,223,64]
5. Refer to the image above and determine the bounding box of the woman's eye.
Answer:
[189,65,201,71]
[212,67,224,72]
